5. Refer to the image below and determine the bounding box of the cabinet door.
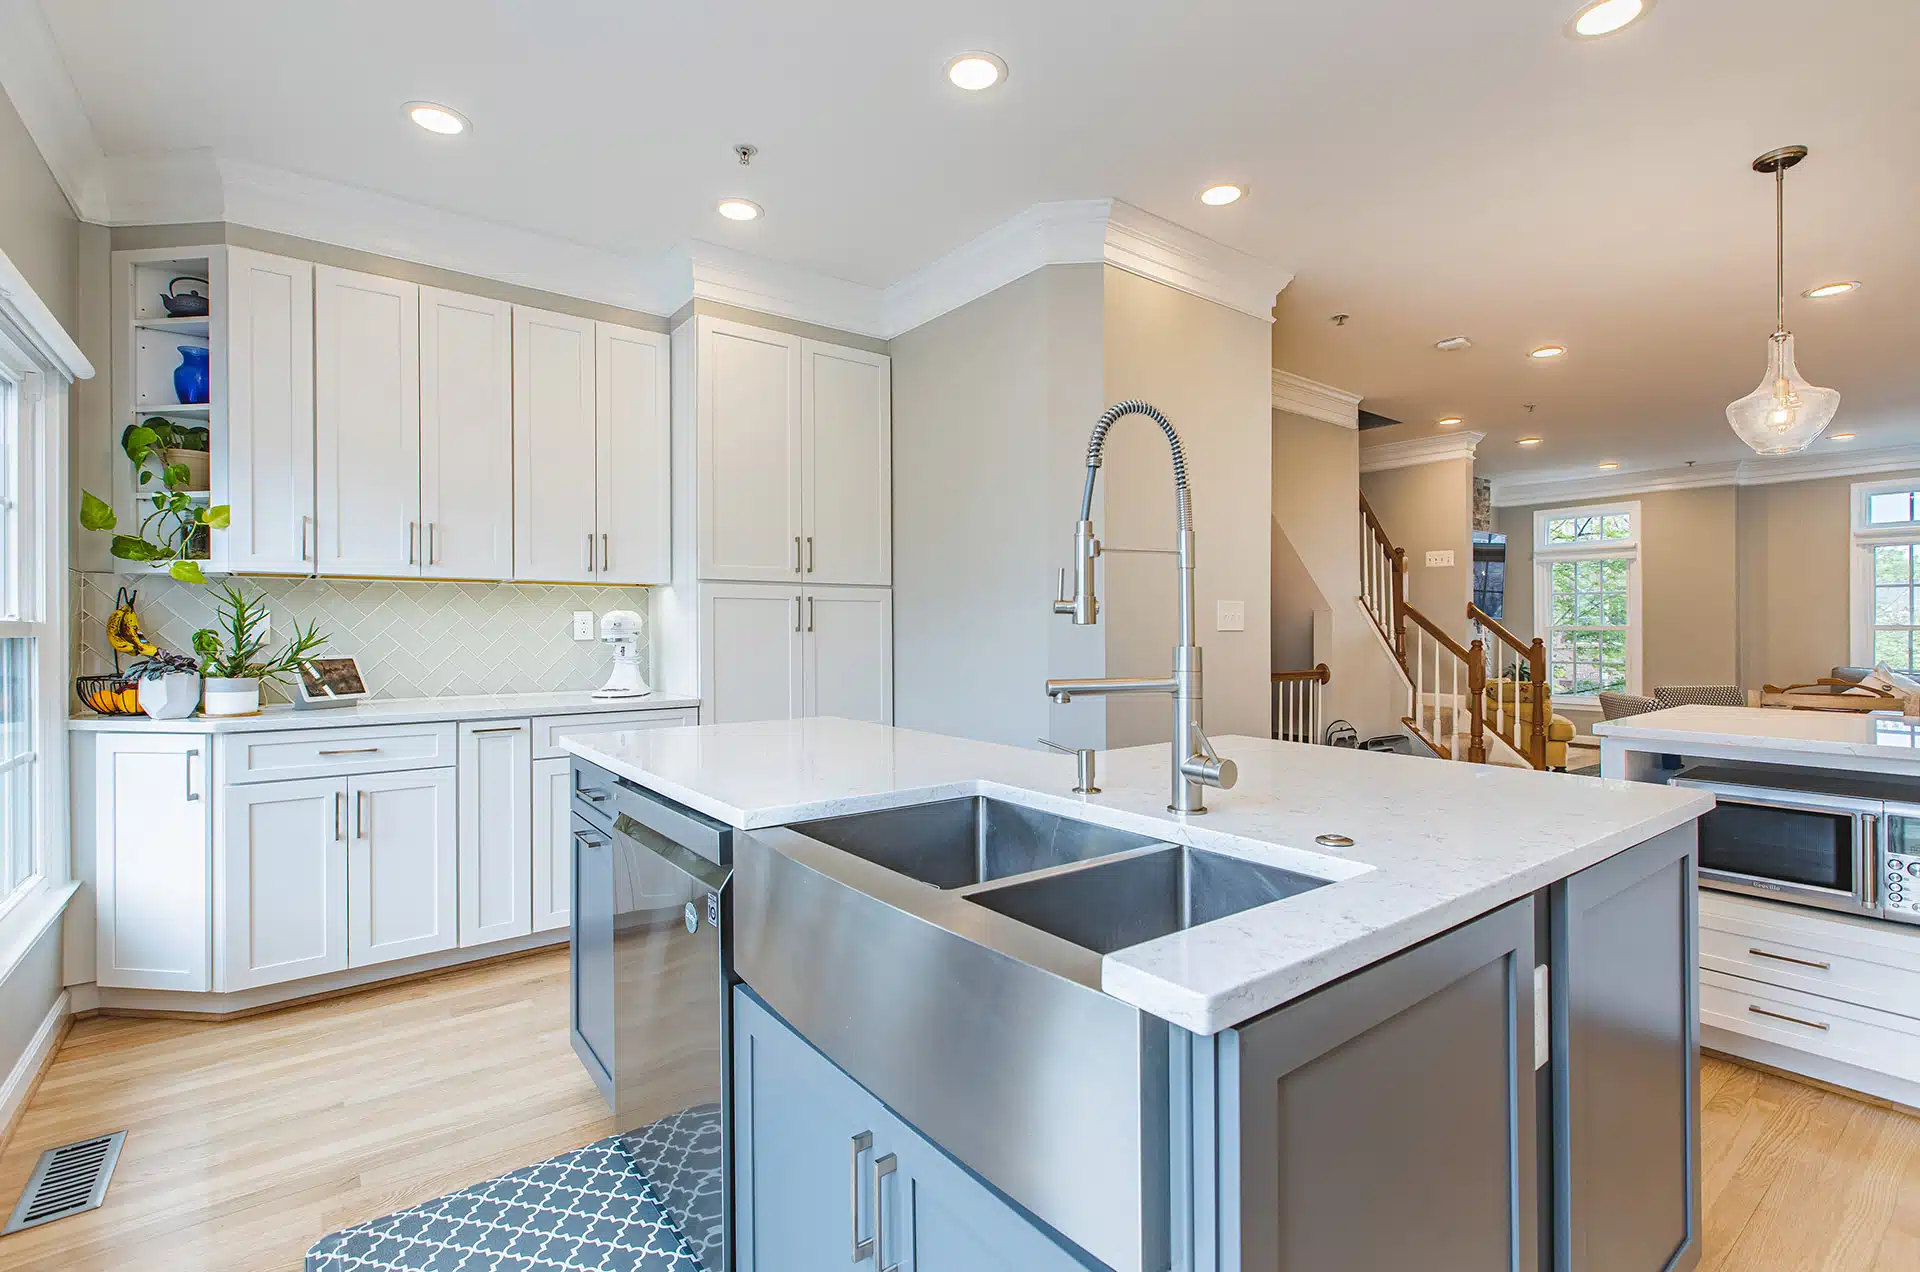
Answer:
[531,755,572,933]
[513,306,598,582]
[94,735,212,991]
[458,720,533,946]
[895,1122,1088,1272]
[804,587,892,724]
[348,768,457,968]
[1553,825,1700,1272]
[223,247,317,574]
[595,321,671,585]
[733,987,883,1272]
[420,287,513,580]
[219,777,347,991]
[801,340,890,586]
[702,584,804,724]
[315,265,421,577]
[698,319,803,582]
[1222,898,1536,1271]
[572,817,616,1099]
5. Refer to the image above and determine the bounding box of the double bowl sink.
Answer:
[730,794,1340,1272]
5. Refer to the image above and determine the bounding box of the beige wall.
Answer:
[1361,458,1474,640]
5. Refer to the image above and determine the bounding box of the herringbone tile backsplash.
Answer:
[76,573,650,704]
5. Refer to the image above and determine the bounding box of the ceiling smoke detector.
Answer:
[1435,336,1473,352]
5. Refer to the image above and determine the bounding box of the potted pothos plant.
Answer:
[78,419,231,584]
[192,585,329,717]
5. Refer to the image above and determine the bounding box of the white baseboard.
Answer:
[1703,1023,1920,1112]
[0,989,70,1152]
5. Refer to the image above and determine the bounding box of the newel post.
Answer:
[1467,638,1488,765]
[1391,547,1408,661]
[1528,637,1549,770]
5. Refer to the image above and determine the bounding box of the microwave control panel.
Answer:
[1884,850,1920,924]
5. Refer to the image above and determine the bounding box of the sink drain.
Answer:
[1315,833,1354,847]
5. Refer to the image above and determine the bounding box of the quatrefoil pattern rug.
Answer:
[305,1120,712,1271]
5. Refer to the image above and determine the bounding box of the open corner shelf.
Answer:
[133,403,212,418]
[133,316,211,339]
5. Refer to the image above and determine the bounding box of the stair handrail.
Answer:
[1271,663,1331,743]
[1270,664,1332,685]
[1467,602,1548,770]
[1400,602,1487,764]
[1358,495,1408,659]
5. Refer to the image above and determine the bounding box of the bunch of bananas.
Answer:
[106,587,157,663]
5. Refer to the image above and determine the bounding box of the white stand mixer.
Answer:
[592,609,652,699]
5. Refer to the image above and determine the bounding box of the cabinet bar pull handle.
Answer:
[1748,1004,1830,1031]
[318,747,381,756]
[806,536,814,573]
[301,514,313,562]
[357,790,369,839]
[601,533,610,572]
[407,520,416,565]
[873,1152,900,1272]
[472,725,523,734]
[848,1131,874,1262]
[793,536,802,574]
[1748,947,1831,971]
[584,533,595,573]
[579,787,610,803]
[807,595,815,632]
[430,522,439,566]
[185,748,200,802]
[335,791,345,841]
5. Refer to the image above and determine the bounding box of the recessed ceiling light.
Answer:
[1435,336,1473,352]
[1598,461,1621,470]
[1200,184,1244,207]
[1437,417,1464,427]
[1571,0,1649,38]
[946,52,1007,91]
[1529,345,1568,359]
[1803,280,1861,298]
[1517,436,1544,446]
[406,102,469,135]
[1829,432,1857,441]
[716,198,763,222]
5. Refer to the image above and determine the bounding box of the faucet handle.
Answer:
[1038,738,1100,795]
[1180,724,1238,792]
[1054,567,1076,616]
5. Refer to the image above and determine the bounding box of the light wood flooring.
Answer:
[0,948,1916,1271]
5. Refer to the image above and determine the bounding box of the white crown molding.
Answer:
[1101,200,1291,324]
[1271,370,1362,428]
[0,0,108,221]
[1487,444,1920,508]
[1359,430,1484,473]
[663,241,886,338]
[0,245,93,379]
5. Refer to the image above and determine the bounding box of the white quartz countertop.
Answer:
[1595,705,1920,767]
[563,717,1710,1034]
[68,691,701,734]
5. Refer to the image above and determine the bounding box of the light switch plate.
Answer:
[572,611,594,641]
[1425,550,1456,568]
[1216,600,1246,632]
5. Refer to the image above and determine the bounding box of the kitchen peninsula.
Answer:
[564,716,1711,1272]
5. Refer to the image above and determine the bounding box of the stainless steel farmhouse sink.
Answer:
[791,795,1162,889]
[733,797,1342,1272]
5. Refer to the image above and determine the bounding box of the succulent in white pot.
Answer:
[131,649,202,720]
[191,585,328,718]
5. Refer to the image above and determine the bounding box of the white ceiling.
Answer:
[31,0,1920,477]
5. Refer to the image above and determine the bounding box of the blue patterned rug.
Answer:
[306,1106,723,1271]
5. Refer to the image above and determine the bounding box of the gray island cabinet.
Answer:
[729,824,1700,1272]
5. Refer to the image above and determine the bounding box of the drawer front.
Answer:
[533,708,697,759]
[225,724,458,784]
[570,760,617,831]
[1701,969,1920,1085]
[1700,926,1920,1021]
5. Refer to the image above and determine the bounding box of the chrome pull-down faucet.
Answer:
[1045,400,1237,814]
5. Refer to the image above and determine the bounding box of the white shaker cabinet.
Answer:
[801,340,891,586]
[697,320,804,582]
[420,287,514,579]
[222,248,317,574]
[315,265,421,577]
[531,756,573,933]
[513,306,598,582]
[595,322,673,585]
[92,734,212,992]
[219,776,348,992]
[349,767,458,968]
[458,721,533,946]
[803,586,894,724]
[701,584,805,724]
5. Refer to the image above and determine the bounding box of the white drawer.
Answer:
[532,708,697,760]
[222,723,458,784]
[1699,891,1920,1019]
[1702,968,1920,1086]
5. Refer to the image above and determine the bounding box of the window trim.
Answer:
[1532,500,1643,709]
[1849,479,1920,670]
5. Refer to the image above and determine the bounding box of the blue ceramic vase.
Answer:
[173,346,210,404]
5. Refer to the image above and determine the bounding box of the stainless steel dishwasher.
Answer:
[571,759,733,1270]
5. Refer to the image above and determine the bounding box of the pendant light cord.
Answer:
[1775,164,1786,336]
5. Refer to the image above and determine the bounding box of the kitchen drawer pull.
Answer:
[807,595,815,632]
[471,725,524,735]
[873,1152,900,1272]
[578,787,611,803]
[849,1131,874,1263]
[602,533,610,573]
[1748,947,1832,971]
[584,533,595,573]
[335,791,345,841]
[573,831,608,850]
[1748,1004,1830,1031]
[318,747,382,756]
[301,514,313,562]
[407,520,417,566]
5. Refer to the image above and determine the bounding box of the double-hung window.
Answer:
[1849,481,1920,675]
[0,331,49,915]
[1533,502,1642,706]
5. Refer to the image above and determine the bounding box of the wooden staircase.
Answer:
[1359,495,1549,770]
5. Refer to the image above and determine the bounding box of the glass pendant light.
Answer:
[1726,145,1840,455]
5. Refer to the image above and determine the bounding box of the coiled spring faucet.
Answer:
[1045,400,1237,814]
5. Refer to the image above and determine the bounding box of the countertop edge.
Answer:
[70,693,702,734]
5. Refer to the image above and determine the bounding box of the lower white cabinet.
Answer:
[220,777,349,991]
[349,768,458,967]
[701,582,892,725]
[92,734,212,992]
[531,756,573,933]
[459,721,533,946]
[803,586,893,724]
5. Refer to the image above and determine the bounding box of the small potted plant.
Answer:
[78,419,229,583]
[130,649,203,720]
[192,585,329,717]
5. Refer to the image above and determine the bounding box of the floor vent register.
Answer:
[2,1131,127,1236]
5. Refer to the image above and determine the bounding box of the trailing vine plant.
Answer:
[78,418,231,584]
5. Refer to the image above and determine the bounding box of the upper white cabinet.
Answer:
[224,248,317,574]
[315,265,421,576]
[595,322,673,585]
[513,307,599,581]
[691,318,891,586]
[421,288,514,579]
[801,341,892,586]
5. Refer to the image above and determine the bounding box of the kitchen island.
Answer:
[565,717,1711,1272]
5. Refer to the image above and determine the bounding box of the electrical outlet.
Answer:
[1216,600,1246,632]
[1425,550,1456,568]
[572,611,594,641]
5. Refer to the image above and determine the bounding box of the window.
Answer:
[1533,501,1641,705]
[1850,481,1920,674]
[1471,531,1507,620]
[0,350,41,910]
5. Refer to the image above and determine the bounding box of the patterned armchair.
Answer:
[1651,685,1747,710]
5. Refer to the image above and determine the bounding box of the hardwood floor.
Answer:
[0,950,1915,1270]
